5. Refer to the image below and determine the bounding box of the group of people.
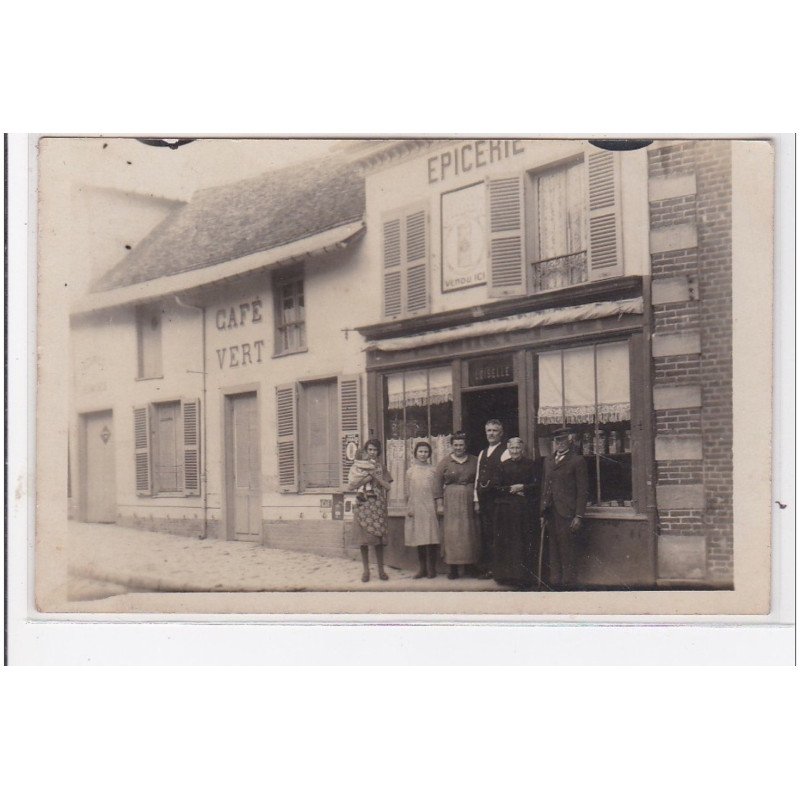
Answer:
[347,420,588,590]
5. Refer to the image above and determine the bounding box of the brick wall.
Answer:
[648,140,733,586]
[694,140,734,582]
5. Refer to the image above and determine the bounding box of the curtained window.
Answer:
[383,366,453,509]
[537,341,632,508]
[530,159,588,292]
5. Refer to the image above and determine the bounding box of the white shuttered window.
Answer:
[133,399,200,497]
[382,205,429,319]
[276,376,361,492]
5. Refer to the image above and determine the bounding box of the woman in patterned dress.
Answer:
[404,441,442,579]
[347,439,393,583]
[433,432,480,579]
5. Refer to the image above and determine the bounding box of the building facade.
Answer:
[69,138,736,589]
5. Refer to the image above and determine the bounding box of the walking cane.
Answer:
[537,517,547,591]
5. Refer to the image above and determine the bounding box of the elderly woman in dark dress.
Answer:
[490,437,540,589]
[347,439,393,583]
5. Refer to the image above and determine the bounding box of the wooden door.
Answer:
[229,393,261,540]
[84,410,116,522]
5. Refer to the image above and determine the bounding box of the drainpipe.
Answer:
[174,295,208,540]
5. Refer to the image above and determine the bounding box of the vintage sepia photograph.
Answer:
[33,135,774,615]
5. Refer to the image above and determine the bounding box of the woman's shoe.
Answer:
[378,569,389,581]
[447,565,459,580]
[361,569,370,583]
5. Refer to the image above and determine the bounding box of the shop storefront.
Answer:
[360,278,656,586]
[354,135,657,585]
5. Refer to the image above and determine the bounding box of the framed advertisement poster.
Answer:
[440,181,487,292]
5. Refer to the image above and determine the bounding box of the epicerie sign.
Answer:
[427,140,526,184]
[214,297,266,369]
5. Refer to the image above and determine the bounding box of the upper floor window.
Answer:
[273,271,306,355]
[136,305,163,379]
[484,149,624,299]
[529,158,588,292]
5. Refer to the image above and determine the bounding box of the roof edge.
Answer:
[72,219,365,316]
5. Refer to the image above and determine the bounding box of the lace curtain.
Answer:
[538,341,630,424]
[386,366,453,506]
[535,160,587,261]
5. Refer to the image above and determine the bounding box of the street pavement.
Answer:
[67,521,504,599]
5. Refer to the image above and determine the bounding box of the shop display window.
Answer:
[383,366,453,509]
[537,341,633,509]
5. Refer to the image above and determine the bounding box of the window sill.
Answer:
[135,375,164,382]
[272,347,308,359]
[299,487,342,495]
[389,506,646,522]
[584,507,647,521]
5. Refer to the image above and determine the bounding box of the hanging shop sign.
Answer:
[468,353,514,387]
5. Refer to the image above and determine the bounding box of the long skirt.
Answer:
[441,483,479,565]
[492,496,539,586]
[354,494,389,547]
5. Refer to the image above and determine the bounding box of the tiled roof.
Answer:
[92,154,365,292]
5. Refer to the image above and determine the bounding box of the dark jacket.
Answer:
[540,451,589,519]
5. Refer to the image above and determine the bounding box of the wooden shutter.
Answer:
[382,207,429,319]
[404,208,429,315]
[338,374,361,487]
[382,217,403,318]
[487,175,526,297]
[275,383,298,492]
[133,405,151,496]
[587,150,624,279]
[182,398,201,497]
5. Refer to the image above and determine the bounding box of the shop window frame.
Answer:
[533,334,646,517]
[379,362,456,513]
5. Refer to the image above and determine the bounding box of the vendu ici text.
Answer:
[215,298,265,368]
[427,139,526,183]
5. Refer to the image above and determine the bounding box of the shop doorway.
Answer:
[461,386,519,456]
[81,410,117,523]
[224,391,262,541]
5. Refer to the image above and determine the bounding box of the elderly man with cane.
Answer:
[540,428,588,590]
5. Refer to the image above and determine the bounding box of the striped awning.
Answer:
[365,297,644,353]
